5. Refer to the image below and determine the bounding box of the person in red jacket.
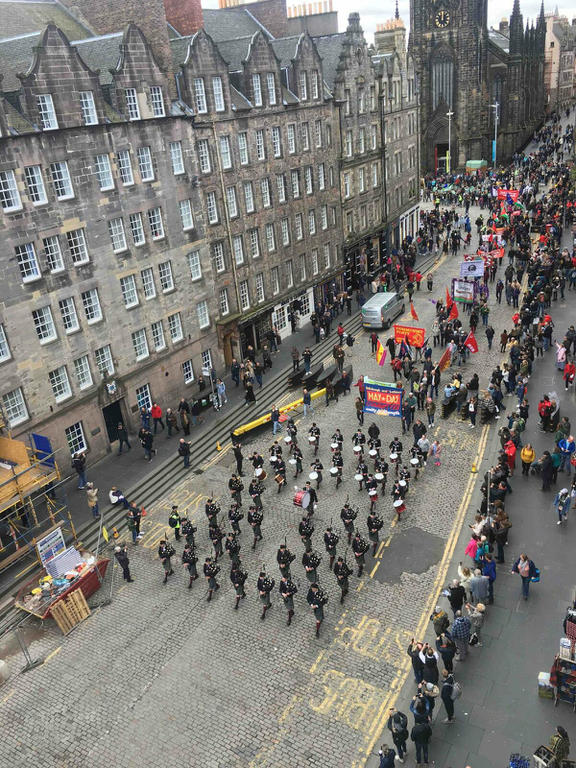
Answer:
[151,403,165,434]
[563,360,575,390]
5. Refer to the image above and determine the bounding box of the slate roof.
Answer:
[71,33,123,84]
[202,8,272,43]
[0,32,41,91]
[312,33,345,89]
[215,37,252,70]
[0,0,92,42]
[270,36,301,67]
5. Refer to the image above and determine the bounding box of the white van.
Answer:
[361,292,405,329]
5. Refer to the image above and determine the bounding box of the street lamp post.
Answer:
[446,109,454,173]
[491,100,499,168]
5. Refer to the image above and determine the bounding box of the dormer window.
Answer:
[80,91,98,125]
[150,86,165,117]
[125,88,140,120]
[37,94,58,130]
[252,74,263,107]
[266,73,277,105]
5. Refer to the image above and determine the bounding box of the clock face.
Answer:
[434,9,450,27]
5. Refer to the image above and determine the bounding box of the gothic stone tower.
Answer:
[408,0,490,170]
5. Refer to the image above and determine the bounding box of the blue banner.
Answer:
[363,377,403,417]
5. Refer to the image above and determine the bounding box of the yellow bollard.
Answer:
[216,441,222,451]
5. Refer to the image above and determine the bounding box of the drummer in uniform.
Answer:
[286,418,298,453]
[332,450,344,488]
[299,515,314,552]
[352,428,366,456]
[374,456,389,492]
[269,441,283,459]
[251,451,265,472]
[368,435,381,460]
[308,423,321,456]
[304,481,318,515]
[331,429,344,453]
[323,526,339,570]
[399,465,411,495]
[389,437,403,476]
[310,458,323,490]
[356,457,369,491]
[292,445,304,478]
[341,502,357,544]
[366,473,379,511]
[275,456,287,493]
[334,556,353,603]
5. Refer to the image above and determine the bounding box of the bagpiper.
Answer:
[158,539,175,584]
[340,502,357,544]
[205,498,220,527]
[367,511,384,556]
[352,531,369,577]
[277,543,296,578]
[181,517,197,547]
[248,478,264,511]
[323,526,339,570]
[248,505,264,550]
[204,556,220,601]
[279,576,298,626]
[228,503,244,535]
[230,565,247,609]
[209,522,224,560]
[225,532,241,568]
[257,570,275,620]
[182,543,198,588]
[302,549,321,583]
[334,556,353,603]
[299,515,314,552]
[307,583,328,638]
[228,474,244,506]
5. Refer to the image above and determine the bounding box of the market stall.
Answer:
[15,527,109,620]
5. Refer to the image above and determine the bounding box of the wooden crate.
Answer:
[50,589,91,635]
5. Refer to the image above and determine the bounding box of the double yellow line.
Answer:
[357,423,490,765]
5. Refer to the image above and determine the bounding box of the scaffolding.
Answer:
[0,407,76,576]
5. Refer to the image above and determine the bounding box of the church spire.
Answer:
[395,0,399,19]
[509,0,524,56]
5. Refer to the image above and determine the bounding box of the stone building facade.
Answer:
[543,12,576,112]
[409,0,546,170]
[0,0,419,461]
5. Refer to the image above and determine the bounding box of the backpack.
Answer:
[392,712,407,733]
[451,681,463,700]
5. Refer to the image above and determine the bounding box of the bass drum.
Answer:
[293,490,311,508]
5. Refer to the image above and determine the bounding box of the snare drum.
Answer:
[354,473,363,482]
[284,436,292,444]
[309,471,319,480]
[293,490,310,508]
[399,479,407,488]
[410,458,420,466]
[288,458,297,465]
[390,452,398,462]
[353,445,362,454]
[369,449,377,458]
[308,436,316,443]
[270,455,278,464]
[255,467,267,481]
[374,472,384,481]
[330,442,338,450]
[368,489,378,498]
[329,467,339,476]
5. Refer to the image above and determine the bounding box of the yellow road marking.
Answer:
[44,646,62,664]
[369,562,379,579]
[375,541,385,558]
[1,690,15,705]
[309,650,325,674]
[356,580,365,592]
[13,561,38,580]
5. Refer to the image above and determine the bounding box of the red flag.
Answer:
[449,302,459,320]
[464,331,478,353]
[438,345,452,371]
[410,302,419,321]
[445,287,453,308]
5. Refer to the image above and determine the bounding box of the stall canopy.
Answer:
[466,160,488,170]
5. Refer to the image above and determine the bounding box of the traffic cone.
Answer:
[216,441,222,451]
[112,527,120,539]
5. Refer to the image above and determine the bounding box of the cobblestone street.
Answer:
[0,241,533,767]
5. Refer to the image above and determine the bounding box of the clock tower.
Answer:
[408,0,490,170]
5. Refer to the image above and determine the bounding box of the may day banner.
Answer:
[363,378,403,417]
[394,324,426,348]
[496,189,519,203]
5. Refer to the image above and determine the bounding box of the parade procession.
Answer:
[1,0,576,763]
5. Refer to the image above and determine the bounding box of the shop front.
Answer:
[399,204,420,244]
[344,229,388,292]
[271,287,314,341]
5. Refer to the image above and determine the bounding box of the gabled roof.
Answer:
[0,32,42,91]
[71,33,123,84]
[215,37,253,70]
[202,8,273,43]
[312,33,346,90]
[0,0,92,42]
[270,36,301,67]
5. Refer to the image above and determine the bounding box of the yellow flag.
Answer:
[102,526,109,543]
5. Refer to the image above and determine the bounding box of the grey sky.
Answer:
[202,0,575,42]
